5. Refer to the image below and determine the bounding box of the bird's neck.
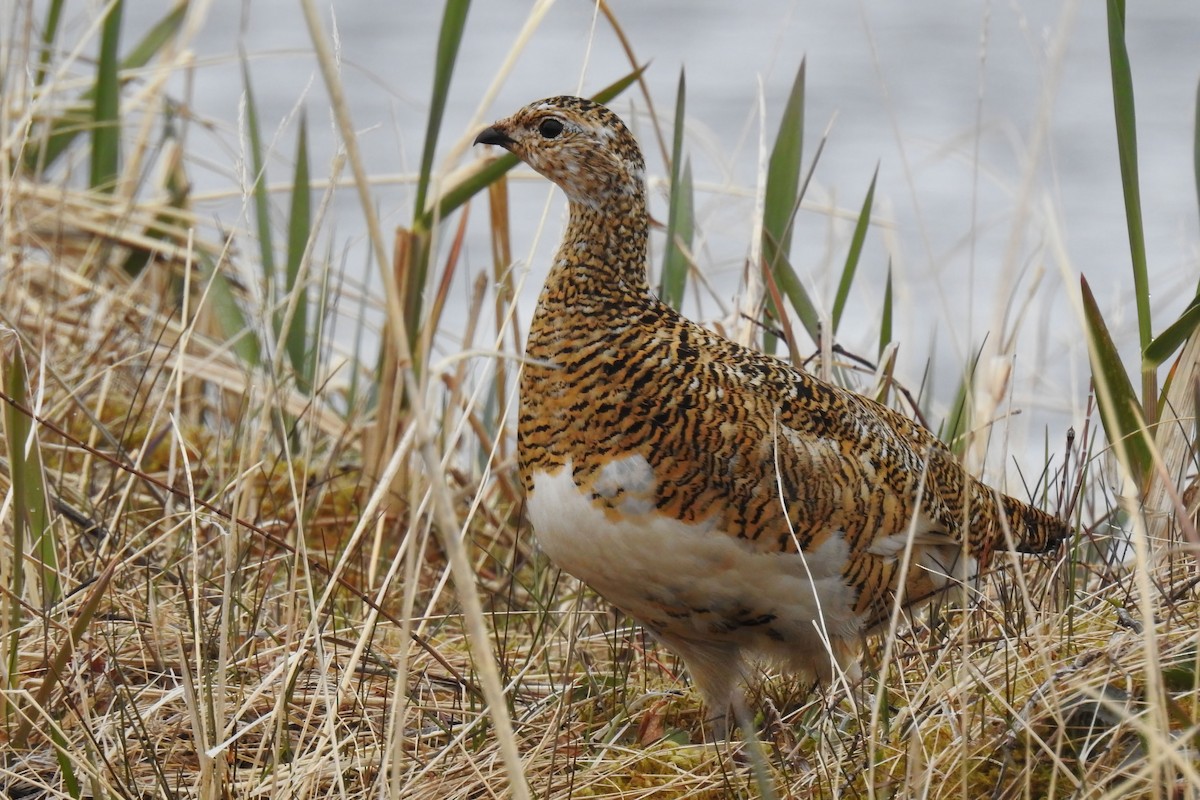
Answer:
[546,190,650,299]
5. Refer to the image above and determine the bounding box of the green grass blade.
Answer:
[50,724,81,799]
[428,157,520,232]
[241,58,276,281]
[119,1,187,70]
[662,159,694,308]
[412,0,471,224]
[878,260,893,359]
[762,61,819,346]
[942,349,979,455]
[763,62,805,265]
[200,253,262,366]
[660,70,692,308]
[1144,294,1200,368]
[89,0,123,192]
[3,354,30,709]
[769,250,820,345]
[283,114,313,391]
[416,65,647,232]
[404,0,470,356]
[34,0,66,89]
[1081,275,1151,487]
[1106,0,1156,420]
[25,3,186,175]
[832,164,878,333]
[4,347,58,607]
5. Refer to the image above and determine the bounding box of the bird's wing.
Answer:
[760,363,984,556]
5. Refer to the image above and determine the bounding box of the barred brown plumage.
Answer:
[475,95,1069,733]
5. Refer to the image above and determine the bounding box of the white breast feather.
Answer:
[527,457,866,675]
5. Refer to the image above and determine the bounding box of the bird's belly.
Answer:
[526,457,865,658]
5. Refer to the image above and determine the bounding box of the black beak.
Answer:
[474,126,515,148]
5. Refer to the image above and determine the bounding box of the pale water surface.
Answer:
[109,1,1198,482]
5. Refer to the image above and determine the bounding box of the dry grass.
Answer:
[2,3,1199,799]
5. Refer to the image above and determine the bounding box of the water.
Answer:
[113,0,1198,478]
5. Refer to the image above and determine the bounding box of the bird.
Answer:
[473,96,1068,734]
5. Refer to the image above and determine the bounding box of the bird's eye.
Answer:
[538,118,564,139]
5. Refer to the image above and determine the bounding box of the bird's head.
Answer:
[474,96,646,208]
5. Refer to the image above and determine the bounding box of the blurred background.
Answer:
[106,0,1199,473]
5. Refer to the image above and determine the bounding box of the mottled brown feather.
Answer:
[475,96,1069,719]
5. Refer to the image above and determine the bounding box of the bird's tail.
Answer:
[1002,495,1070,553]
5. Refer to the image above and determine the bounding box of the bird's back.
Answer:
[519,283,1064,626]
